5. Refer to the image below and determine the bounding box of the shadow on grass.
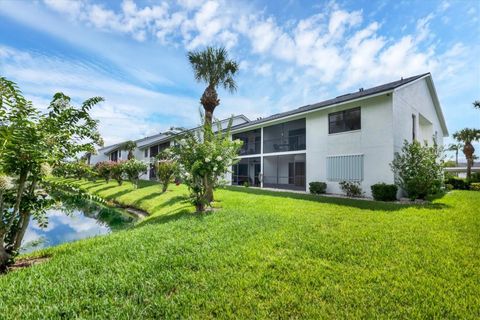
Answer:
[84,184,118,194]
[149,195,190,213]
[106,188,136,200]
[136,206,198,228]
[223,186,449,212]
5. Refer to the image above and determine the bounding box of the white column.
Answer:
[260,127,264,188]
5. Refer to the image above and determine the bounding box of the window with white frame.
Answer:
[326,154,364,181]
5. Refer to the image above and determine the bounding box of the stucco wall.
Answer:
[306,93,394,196]
[392,78,445,152]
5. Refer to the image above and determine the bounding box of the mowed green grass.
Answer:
[1,178,479,319]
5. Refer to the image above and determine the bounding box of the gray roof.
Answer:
[98,114,250,152]
[232,73,430,131]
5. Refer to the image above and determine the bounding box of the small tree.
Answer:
[111,161,126,185]
[452,128,480,179]
[390,140,444,200]
[122,140,137,160]
[122,159,147,188]
[0,77,103,270]
[95,161,116,183]
[155,159,177,192]
[170,119,242,212]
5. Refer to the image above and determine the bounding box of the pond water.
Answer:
[21,193,137,253]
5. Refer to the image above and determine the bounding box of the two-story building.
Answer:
[91,73,448,197]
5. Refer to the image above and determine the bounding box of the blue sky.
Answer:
[0,0,479,160]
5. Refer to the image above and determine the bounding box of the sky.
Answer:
[0,0,479,160]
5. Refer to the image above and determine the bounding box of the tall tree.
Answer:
[187,46,238,132]
[447,143,462,166]
[187,46,239,203]
[0,77,103,271]
[452,128,480,179]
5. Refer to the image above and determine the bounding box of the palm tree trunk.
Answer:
[455,150,458,166]
[200,85,219,204]
[464,143,475,179]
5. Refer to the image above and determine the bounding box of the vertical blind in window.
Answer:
[326,154,364,181]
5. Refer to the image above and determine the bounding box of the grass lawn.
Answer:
[1,178,479,319]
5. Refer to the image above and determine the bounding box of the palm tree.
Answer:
[453,128,480,179]
[187,46,239,133]
[187,46,238,204]
[447,143,462,166]
[122,140,137,160]
[473,100,480,110]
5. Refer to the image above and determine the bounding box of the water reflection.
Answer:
[22,192,136,253]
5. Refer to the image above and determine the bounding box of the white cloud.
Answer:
[0,45,198,145]
[255,63,272,77]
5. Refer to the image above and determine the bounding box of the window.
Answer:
[327,154,363,181]
[144,148,148,158]
[328,107,361,134]
[149,142,170,158]
[412,114,416,141]
[109,150,119,162]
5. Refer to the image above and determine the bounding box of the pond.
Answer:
[21,192,137,253]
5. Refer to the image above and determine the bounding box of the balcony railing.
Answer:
[263,134,306,153]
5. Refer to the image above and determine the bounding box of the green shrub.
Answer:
[469,172,480,183]
[309,182,327,194]
[390,140,444,200]
[94,161,116,183]
[110,161,126,186]
[122,159,148,188]
[470,183,480,191]
[371,183,398,201]
[339,181,363,197]
[155,160,177,192]
[446,177,470,190]
[445,184,454,191]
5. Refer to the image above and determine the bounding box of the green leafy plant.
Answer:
[309,182,327,194]
[111,161,126,186]
[371,183,398,201]
[452,128,480,179]
[444,184,454,191]
[155,159,177,192]
[95,161,116,183]
[390,140,444,200]
[187,46,239,202]
[0,77,103,270]
[339,181,363,197]
[445,177,470,190]
[122,140,137,160]
[122,159,147,189]
[470,183,480,191]
[170,119,242,212]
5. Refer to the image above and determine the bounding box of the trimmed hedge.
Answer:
[371,183,398,201]
[309,182,327,194]
[470,183,480,191]
[446,177,470,190]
